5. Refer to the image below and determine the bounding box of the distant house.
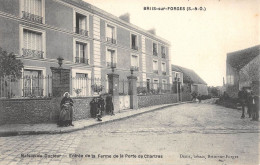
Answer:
[172,65,208,97]
[226,45,260,98]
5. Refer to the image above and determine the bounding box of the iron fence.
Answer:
[106,37,116,44]
[136,81,172,95]
[22,11,43,24]
[0,76,52,98]
[0,76,111,99]
[74,27,88,36]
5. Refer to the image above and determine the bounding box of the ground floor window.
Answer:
[72,73,89,97]
[23,69,43,97]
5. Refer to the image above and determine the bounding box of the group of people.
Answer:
[238,88,259,121]
[57,92,114,127]
[90,94,114,121]
[191,92,202,103]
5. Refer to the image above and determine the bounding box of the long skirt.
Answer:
[58,105,72,126]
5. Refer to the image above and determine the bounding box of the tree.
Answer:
[0,48,23,78]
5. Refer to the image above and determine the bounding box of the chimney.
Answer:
[147,28,156,35]
[119,13,130,23]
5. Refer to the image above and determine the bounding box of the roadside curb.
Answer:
[0,102,192,137]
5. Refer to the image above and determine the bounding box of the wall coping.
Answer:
[0,98,52,102]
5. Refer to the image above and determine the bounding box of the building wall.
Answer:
[0,0,19,16]
[0,17,20,54]
[226,61,239,98]
[191,84,208,95]
[45,0,73,31]
[239,56,260,95]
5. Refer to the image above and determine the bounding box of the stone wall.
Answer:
[0,98,53,124]
[0,97,99,125]
[138,94,178,108]
[181,92,192,102]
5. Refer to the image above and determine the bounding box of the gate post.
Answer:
[50,67,70,97]
[107,73,120,113]
[127,75,138,109]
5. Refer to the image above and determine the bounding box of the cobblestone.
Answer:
[0,103,259,165]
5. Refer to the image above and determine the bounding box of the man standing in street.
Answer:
[238,88,248,119]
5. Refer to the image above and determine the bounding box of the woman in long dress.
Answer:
[58,92,74,127]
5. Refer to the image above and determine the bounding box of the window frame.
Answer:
[153,59,158,71]
[20,0,45,24]
[73,38,90,64]
[106,46,117,67]
[131,54,139,67]
[152,42,158,56]
[71,68,91,97]
[130,33,139,51]
[22,66,46,97]
[105,22,117,44]
[73,9,90,36]
[19,24,46,59]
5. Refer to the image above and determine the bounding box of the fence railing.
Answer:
[106,37,116,44]
[22,48,44,59]
[22,11,43,24]
[136,81,172,95]
[75,57,89,65]
[0,76,111,99]
[131,45,138,51]
[0,76,52,99]
[162,53,166,58]
[107,62,117,68]
[1,76,177,98]
[74,27,88,36]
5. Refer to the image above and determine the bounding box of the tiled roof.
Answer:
[172,65,207,85]
[227,45,260,70]
[171,65,182,72]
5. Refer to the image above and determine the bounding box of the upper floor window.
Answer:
[75,13,88,36]
[161,62,166,75]
[153,79,159,90]
[161,46,166,58]
[131,34,138,50]
[162,79,167,90]
[22,29,44,59]
[153,60,158,74]
[106,48,117,68]
[106,24,116,44]
[227,75,234,85]
[174,72,181,82]
[153,43,157,56]
[22,0,44,24]
[75,42,89,65]
[131,55,139,71]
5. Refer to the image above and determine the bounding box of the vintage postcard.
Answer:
[0,0,259,165]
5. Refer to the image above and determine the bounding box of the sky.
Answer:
[84,0,259,86]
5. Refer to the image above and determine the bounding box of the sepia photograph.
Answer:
[0,0,259,164]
